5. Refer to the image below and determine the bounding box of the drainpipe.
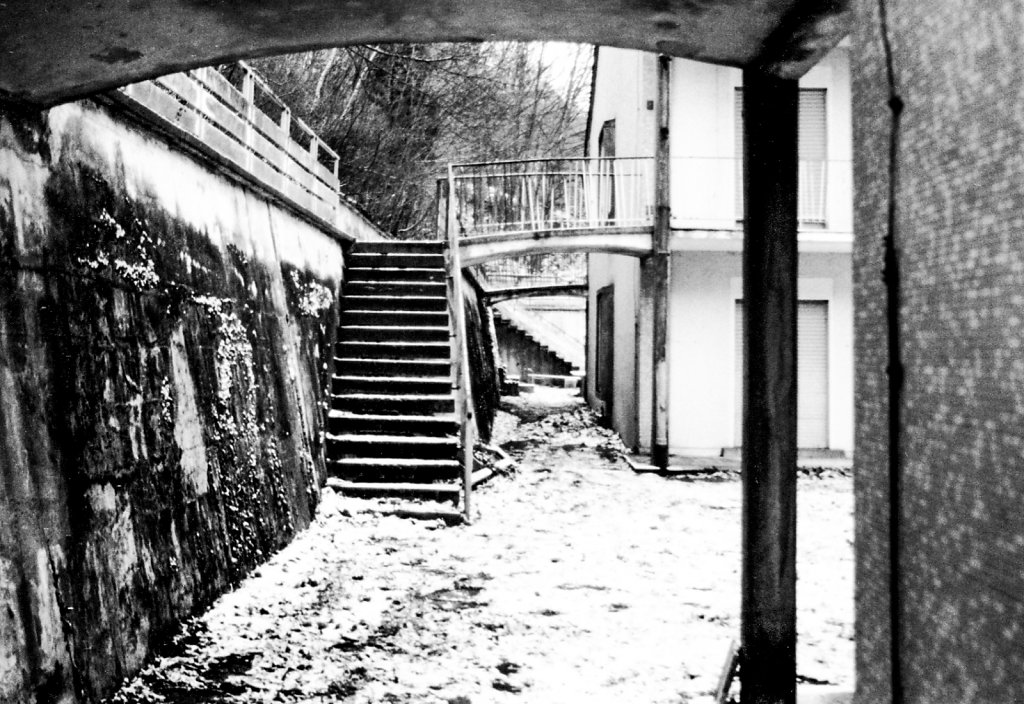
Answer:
[877,0,905,700]
[651,54,671,469]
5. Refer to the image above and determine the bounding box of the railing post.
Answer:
[436,178,449,240]
[241,67,256,173]
[651,55,672,470]
[444,166,475,521]
[740,68,799,704]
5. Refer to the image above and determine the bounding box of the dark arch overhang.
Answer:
[1,0,849,107]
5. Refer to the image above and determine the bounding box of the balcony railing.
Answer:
[672,156,851,231]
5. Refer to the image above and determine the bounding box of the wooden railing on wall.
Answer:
[113,62,346,232]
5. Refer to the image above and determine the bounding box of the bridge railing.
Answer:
[114,62,345,230]
[447,155,850,242]
[450,157,656,237]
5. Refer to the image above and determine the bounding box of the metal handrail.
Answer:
[443,166,476,521]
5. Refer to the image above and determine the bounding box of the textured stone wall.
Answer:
[0,99,348,702]
[851,1,1024,701]
[462,278,498,444]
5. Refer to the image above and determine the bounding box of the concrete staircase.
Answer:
[326,240,464,499]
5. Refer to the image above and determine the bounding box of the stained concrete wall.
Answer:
[852,0,1024,701]
[0,98,359,702]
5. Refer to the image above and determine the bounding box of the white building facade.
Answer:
[586,45,854,456]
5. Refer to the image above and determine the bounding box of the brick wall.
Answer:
[852,1,1024,701]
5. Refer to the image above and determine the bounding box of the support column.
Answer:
[740,69,799,704]
[650,54,671,469]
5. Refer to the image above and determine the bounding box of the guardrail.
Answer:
[440,171,476,521]
[113,62,345,231]
[671,156,848,230]
[450,157,656,237]
[447,156,850,240]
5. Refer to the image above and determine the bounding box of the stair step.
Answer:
[341,295,447,312]
[329,467,458,482]
[342,310,449,327]
[337,325,450,343]
[326,477,461,497]
[347,267,445,282]
[325,467,490,497]
[348,253,445,269]
[346,281,446,296]
[331,392,455,415]
[336,340,451,360]
[332,375,451,395]
[356,241,445,254]
[327,433,458,459]
[333,357,451,377]
[329,457,460,479]
[328,411,459,436]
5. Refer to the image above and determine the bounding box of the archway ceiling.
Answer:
[0,0,849,107]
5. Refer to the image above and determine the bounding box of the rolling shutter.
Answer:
[734,300,830,448]
[734,88,828,223]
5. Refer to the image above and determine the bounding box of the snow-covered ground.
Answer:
[111,389,853,704]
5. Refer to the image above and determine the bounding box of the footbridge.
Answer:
[441,158,656,266]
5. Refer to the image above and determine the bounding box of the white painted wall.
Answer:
[667,250,854,455]
[587,46,657,159]
[586,46,855,457]
[668,46,854,234]
[586,252,641,448]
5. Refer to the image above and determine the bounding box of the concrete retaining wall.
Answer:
[0,98,365,702]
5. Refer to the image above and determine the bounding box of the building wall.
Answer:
[669,47,854,233]
[667,250,854,454]
[851,1,1024,702]
[588,46,657,159]
[0,99,367,703]
[587,45,855,457]
[586,252,641,448]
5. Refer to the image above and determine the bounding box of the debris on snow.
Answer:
[108,388,853,704]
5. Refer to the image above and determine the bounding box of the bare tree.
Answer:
[244,42,592,239]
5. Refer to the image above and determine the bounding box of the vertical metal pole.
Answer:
[740,69,799,704]
[445,166,474,522]
[651,54,672,470]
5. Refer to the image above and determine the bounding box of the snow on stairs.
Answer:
[327,240,464,500]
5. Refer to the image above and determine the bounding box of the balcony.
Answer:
[670,156,853,234]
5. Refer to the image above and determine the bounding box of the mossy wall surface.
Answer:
[0,99,347,702]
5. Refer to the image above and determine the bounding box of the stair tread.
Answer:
[326,478,460,495]
[329,410,458,421]
[333,374,451,383]
[333,392,454,400]
[334,357,450,365]
[338,325,450,332]
[331,457,459,467]
[345,294,447,300]
[348,267,445,274]
[327,433,457,444]
[344,309,447,315]
[337,340,450,347]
